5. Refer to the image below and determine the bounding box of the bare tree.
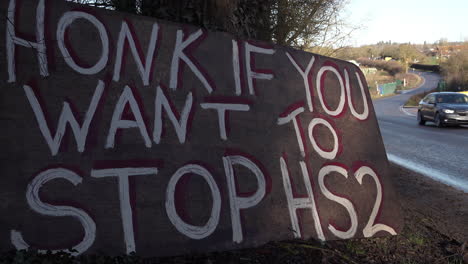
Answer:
[268,0,357,52]
[441,45,468,91]
[139,0,271,40]
[67,0,354,51]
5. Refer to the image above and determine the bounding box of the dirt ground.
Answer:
[151,163,467,264]
[150,164,468,263]
[2,163,466,263]
[390,164,467,243]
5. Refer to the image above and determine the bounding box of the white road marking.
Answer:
[387,153,468,193]
[399,106,417,117]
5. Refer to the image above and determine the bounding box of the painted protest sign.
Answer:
[0,0,403,257]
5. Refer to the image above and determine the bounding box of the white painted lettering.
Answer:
[23,80,105,156]
[6,0,48,83]
[316,65,345,117]
[345,69,369,120]
[57,11,109,75]
[277,106,306,157]
[232,40,242,95]
[153,86,193,144]
[165,164,221,239]
[318,165,357,239]
[106,86,151,148]
[308,118,339,160]
[280,157,325,240]
[169,29,213,93]
[91,167,158,253]
[113,22,159,86]
[245,42,275,95]
[11,168,96,255]
[223,155,266,243]
[200,103,250,141]
[285,52,315,112]
[354,166,396,237]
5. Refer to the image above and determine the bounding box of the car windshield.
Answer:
[436,94,468,104]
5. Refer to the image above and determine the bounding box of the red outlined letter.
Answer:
[169,29,214,93]
[345,68,369,120]
[307,117,341,160]
[57,11,109,75]
[201,98,250,141]
[91,166,159,253]
[318,164,358,239]
[280,155,324,240]
[277,102,307,157]
[113,21,159,86]
[23,80,105,156]
[165,163,221,239]
[245,42,275,95]
[285,52,316,112]
[153,86,194,144]
[11,168,96,256]
[106,86,151,149]
[353,164,396,237]
[316,62,346,117]
[223,153,267,243]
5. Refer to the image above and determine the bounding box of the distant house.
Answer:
[426,48,438,57]
[360,67,378,75]
[436,45,468,58]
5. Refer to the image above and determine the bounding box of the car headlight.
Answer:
[443,109,455,114]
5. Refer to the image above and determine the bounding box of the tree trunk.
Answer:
[274,0,288,45]
[111,0,137,13]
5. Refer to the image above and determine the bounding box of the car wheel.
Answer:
[417,111,425,125]
[434,113,444,128]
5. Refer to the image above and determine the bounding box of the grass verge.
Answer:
[404,89,436,107]
[1,207,465,264]
[364,68,423,99]
[396,72,423,90]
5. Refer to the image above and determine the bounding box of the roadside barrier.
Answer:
[0,0,403,257]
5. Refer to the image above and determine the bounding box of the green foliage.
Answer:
[335,46,376,60]
[421,56,439,65]
[0,250,149,264]
[407,234,425,246]
[0,250,75,264]
[335,43,427,66]
[380,45,400,58]
[345,241,366,256]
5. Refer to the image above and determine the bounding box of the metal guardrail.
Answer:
[410,63,440,72]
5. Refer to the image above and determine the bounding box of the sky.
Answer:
[344,0,468,46]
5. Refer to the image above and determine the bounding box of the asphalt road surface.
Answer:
[372,70,468,193]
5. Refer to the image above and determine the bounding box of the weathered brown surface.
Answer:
[0,0,402,257]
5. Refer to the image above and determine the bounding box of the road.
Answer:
[372,70,468,193]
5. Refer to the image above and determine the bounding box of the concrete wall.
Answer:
[0,0,403,257]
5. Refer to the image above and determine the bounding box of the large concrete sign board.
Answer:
[0,0,403,256]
